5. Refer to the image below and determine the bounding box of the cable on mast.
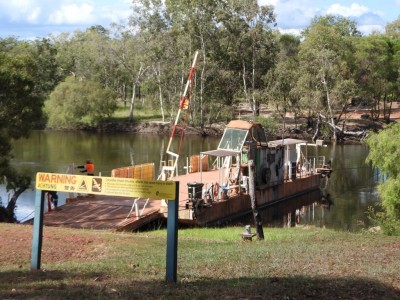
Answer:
[158,51,199,181]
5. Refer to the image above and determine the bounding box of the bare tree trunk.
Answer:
[153,63,165,122]
[242,61,250,106]
[129,64,148,121]
[251,53,259,117]
[275,103,286,132]
[129,80,136,121]
[321,76,336,140]
[336,103,348,124]
[122,82,127,106]
[371,95,381,120]
[158,85,165,122]
[387,98,393,122]
[200,36,206,128]
[4,188,26,223]
[313,114,322,142]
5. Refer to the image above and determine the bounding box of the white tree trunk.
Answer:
[128,64,148,121]
[242,61,250,106]
[251,53,257,116]
[322,75,337,140]
[155,64,165,122]
[129,80,136,121]
[200,35,206,128]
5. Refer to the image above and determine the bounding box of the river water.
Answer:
[1,130,380,231]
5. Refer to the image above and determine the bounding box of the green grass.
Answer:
[110,103,163,123]
[0,224,399,299]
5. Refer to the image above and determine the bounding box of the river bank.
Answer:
[87,116,384,144]
[44,102,400,141]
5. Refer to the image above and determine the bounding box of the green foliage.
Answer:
[385,16,400,39]
[378,178,400,219]
[299,15,357,115]
[367,206,400,236]
[0,38,44,151]
[353,34,399,119]
[254,116,277,135]
[366,123,400,177]
[1,4,399,134]
[366,122,400,234]
[264,33,300,119]
[46,76,117,129]
[0,43,43,139]
[0,38,48,221]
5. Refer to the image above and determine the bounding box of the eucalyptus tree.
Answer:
[108,26,149,121]
[353,34,400,122]
[298,15,359,140]
[132,0,223,126]
[385,16,400,39]
[30,38,63,102]
[130,0,191,123]
[130,0,277,124]
[160,0,220,126]
[264,33,301,129]
[52,26,121,90]
[214,0,277,117]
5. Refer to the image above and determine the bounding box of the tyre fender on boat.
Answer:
[296,160,302,173]
[213,182,219,200]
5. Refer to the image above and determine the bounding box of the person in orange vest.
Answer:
[76,159,95,176]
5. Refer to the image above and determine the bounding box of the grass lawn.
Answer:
[110,104,163,123]
[0,223,399,299]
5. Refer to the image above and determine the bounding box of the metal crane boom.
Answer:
[159,51,199,180]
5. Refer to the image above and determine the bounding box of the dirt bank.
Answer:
[97,121,226,136]
[83,103,400,142]
[96,117,384,143]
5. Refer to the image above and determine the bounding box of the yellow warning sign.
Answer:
[35,172,176,200]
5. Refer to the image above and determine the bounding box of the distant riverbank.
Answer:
[71,117,382,143]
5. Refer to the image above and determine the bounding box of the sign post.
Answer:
[166,182,179,283]
[30,189,45,271]
[31,172,179,282]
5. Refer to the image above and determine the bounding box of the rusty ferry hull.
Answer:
[168,169,322,226]
[158,120,331,228]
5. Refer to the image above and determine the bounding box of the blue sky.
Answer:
[0,0,398,40]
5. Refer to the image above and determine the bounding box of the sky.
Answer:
[0,0,399,40]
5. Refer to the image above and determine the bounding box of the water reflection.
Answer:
[2,131,380,231]
[297,144,380,231]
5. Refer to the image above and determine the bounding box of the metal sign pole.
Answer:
[166,182,179,283]
[31,190,45,271]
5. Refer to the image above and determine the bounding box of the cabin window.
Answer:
[218,128,248,151]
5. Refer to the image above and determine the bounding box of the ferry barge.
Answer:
[156,120,330,226]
